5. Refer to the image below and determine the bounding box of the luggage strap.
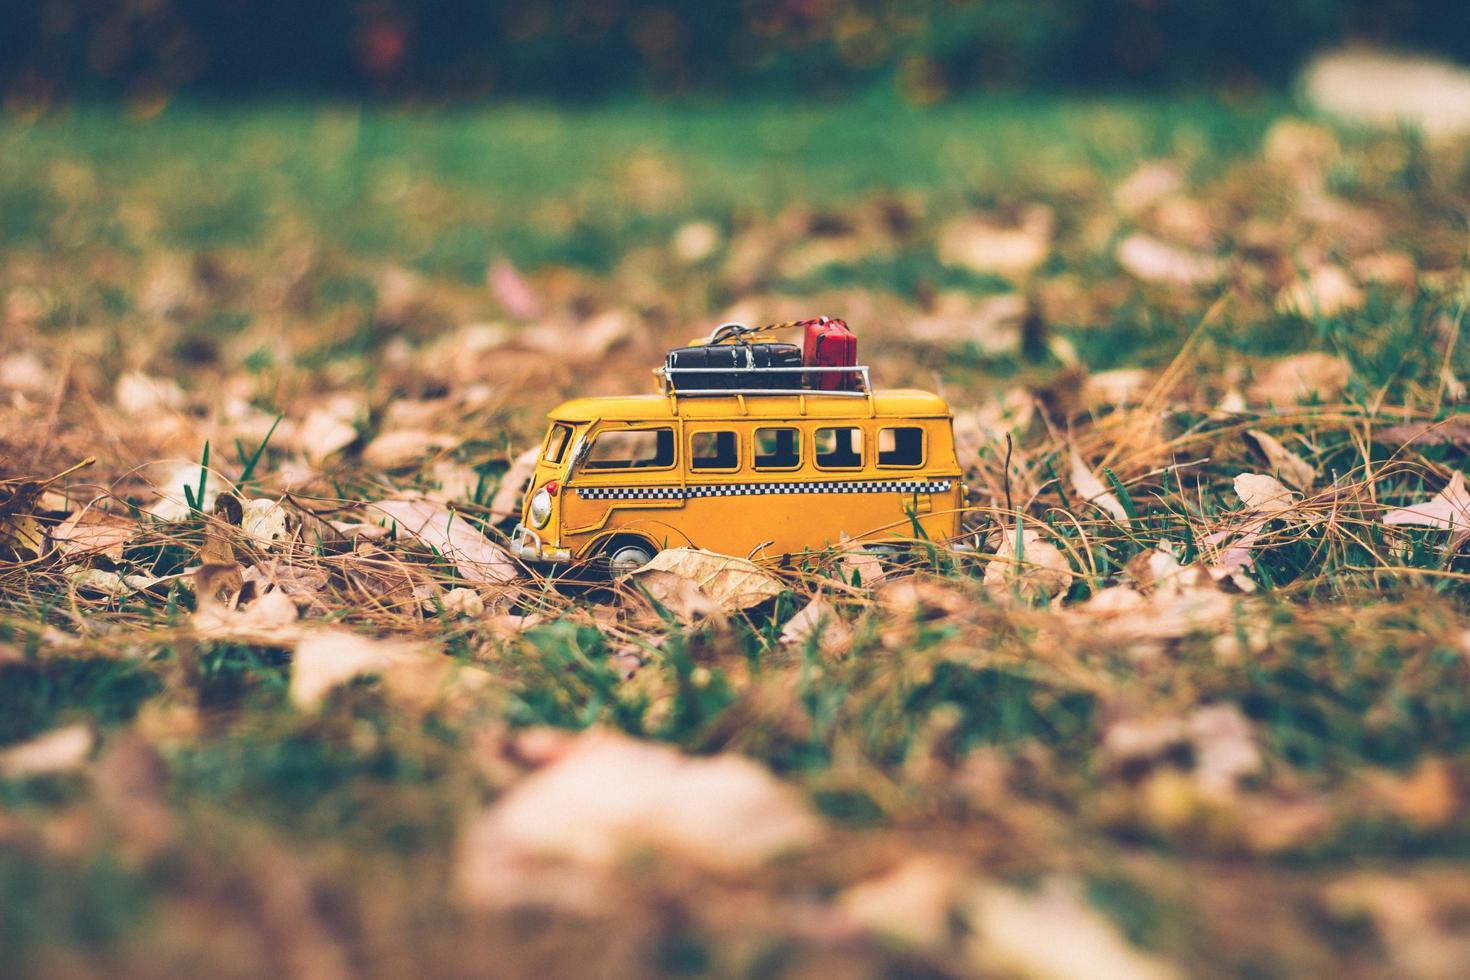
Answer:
[704,316,847,346]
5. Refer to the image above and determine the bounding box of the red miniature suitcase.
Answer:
[803,318,858,391]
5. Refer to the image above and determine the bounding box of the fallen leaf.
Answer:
[965,876,1181,980]
[362,430,460,470]
[1377,418,1470,448]
[1116,233,1222,287]
[1114,161,1184,216]
[115,371,185,416]
[937,207,1051,280]
[371,498,519,585]
[0,723,94,778]
[296,398,362,465]
[487,257,540,319]
[1247,352,1350,405]
[240,497,290,547]
[779,598,854,658]
[627,548,785,615]
[671,220,722,264]
[50,507,136,560]
[1243,430,1316,490]
[1068,448,1128,520]
[1276,265,1363,318]
[838,855,964,949]
[457,729,820,892]
[1304,49,1470,140]
[1383,471,1470,549]
[1187,703,1262,800]
[290,629,440,709]
[983,527,1071,602]
[1234,473,1297,516]
[488,447,539,520]
[193,587,301,645]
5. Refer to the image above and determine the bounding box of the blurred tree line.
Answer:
[5,0,1470,107]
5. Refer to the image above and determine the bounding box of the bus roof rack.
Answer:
[655,363,871,397]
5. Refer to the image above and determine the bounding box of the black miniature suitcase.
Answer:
[665,342,803,390]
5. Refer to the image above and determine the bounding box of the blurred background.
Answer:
[8,0,1470,105]
[5,0,1470,104]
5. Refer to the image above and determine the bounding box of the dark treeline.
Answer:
[5,0,1470,105]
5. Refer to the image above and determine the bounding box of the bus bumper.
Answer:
[511,524,574,565]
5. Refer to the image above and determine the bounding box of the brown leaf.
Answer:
[50,508,136,561]
[1243,430,1316,490]
[1247,352,1350,406]
[627,548,785,615]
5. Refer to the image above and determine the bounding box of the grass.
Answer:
[2,91,1470,977]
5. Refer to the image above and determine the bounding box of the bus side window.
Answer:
[877,426,925,467]
[543,423,573,463]
[691,431,738,470]
[815,427,863,469]
[754,427,801,470]
[583,428,675,470]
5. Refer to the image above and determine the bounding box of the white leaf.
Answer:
[0,724,94,777]
[371,498,519,585]
[1383,471,1470,549]
[488,447,539,520]
[291,629,437,709]
[966,876,1181,980]
[1234,473,1296,516]
[1116,233,1221,287]
[1068,448,1128,520]
[457,730,820,888]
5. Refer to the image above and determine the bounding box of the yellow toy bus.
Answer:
[510,356,964,574]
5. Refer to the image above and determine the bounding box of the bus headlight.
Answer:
[528,488,553,528]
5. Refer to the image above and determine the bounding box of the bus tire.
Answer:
[601,535,657,576]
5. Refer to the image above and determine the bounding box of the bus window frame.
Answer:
[876,425,926,469]
[579,425,678,473]
[688,428,741,473]
[813,425,865,471]
[752,426,802,472]
[542,423,574,464]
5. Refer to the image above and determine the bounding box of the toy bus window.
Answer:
[815,427,863,469]
[754,427,801,470]
[543,423,573,464]
[878,427,925,467]
[691,431,738,470]
[583,428,675,470]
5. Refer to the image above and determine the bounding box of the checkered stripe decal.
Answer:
[576,479,953,501]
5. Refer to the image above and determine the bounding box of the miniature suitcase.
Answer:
[803,318,859,391]
[665,342,803,390]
